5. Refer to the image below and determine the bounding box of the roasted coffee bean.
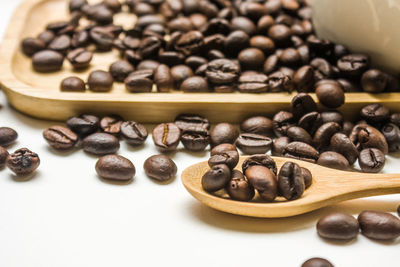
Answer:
[286,126,312,144]
[144,155,177,182]
[206,59,240,85]
[154,64,174,92]
[95,155,135,181]
[82,133,120,155]
[238,48,265,70]
[120,121,148,146]
[315,81,345,109]
[60,76,86,92]
[109,60,134,82]
[104,0,122,12]
[210,123,239,147]
[0,146,9,168]
[0,127,18,147]
[180,76,209,92]
[66,115,99,137]
[268,24,291,47]
[310,58,334,81]
[69,0,87,12]
[125,72,153,93]
[338,78,361,92]
[317,151,350,170]
[202,164,231,192]
[263,54,279,74]
[390,113,400,126]
[330,133,358,165]
[317,212,359,240]
[278,161,305,200]
[361,69,388,93]
[32,50,64,72]
[272,137,290,156]
[6,148,40,175]
[301,167,312,189]
[257,15,274,34]
[152,123,181,152]
[89,26,115,51]
[301,258,334,267]
[227,174,255,202]
[358,210,400,240]
[245,166,277,202]
[235,133,272,155]
[237,71,268,93]
[209,143,239,170]
[241,116,273,137]
[185,57,207,71]
[293,65,314,92]
[298,112,322,135]
[272,111,294,137]
[342,121,354,136]
[175,114,210,132]
[382,123,400,152]
[87,70,114,92]
[360,104,390,124]
[279,48,301,67]
[175,31,204,56]
[43,126,78,150]
[283,142,319,163]
[71,30,90,48]
[171,65,194,87]
[350,124,389,154]
[338,54,370,78]
[180,127,210,151]
[37,30,55,46]
[267,71,294,92]
[48,34,71,54]
[100,115,123,135]
[249,35,275,55]
[242,154,277,175]
[320,111,343,125]
[358,148,385,173]
[137,60,159,71]
[224,30,249,57]
[21,37,45,56]
[291,93,317,119]
[313,122,341,150]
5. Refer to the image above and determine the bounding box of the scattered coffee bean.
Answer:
[317,212,359,240]
[125,71,154,92]
[209,143,239,170]
[358,210,400,240]
[291,93,317,119]
[32,50,64,72]
[87,70,114,92]
[21,37,45,56]
[298,112,322,136]
[66,115,99,137]
[202,164,231,192]
[100,115,123,135]
[43,126,78,150]
[175,114,210,132]
[301,258,334,267]
[154,64,174,92]
[67,48,93,69]
[235,133,272,155]
[144,155,177,182]
[152,123,181,152]
[358,148,385,173]
[278,161,305,200]
[245,165,277,202]
[120,121,148,146]
[273,111,294,137]
[0,146,9,168]
[286,126,312,144]
[109,60,134,82]
[82,133,120,155]
[181,128,210,152]
[240,116,273,137]
[6,148,40,176]
[313,122,341,150]
[0,127,18,147]
[60,76,86,92]
[210,123,239,147]
[95,154,135,181]
[180,76,209,92]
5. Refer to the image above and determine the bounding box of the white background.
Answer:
[0,1,399,266]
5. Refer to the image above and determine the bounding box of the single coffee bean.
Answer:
[298,112,323,136]
[272,136,290,156]
[125,71,154,93]
[227,175,255,202]
[263,54,279,74]
[175,114,210,132]
[360,104,390,124]
[82,133,120,155]
[338,78,361,92]
[315,81,345,109]
[382,123,400,152]
[210,123,239,147]
[235,133,272,155]
[32,50,64,72]
[144,155,178,182]
[171,65,194,88]
[180,76,209,92]
[206,59,240,85]
[241,116,273,137]
[100,115,123,136]
[48,34,71,54]
[180,128,210,151]
[89,26,115,51]
[242,154,277,175]
[154,64,174,92]
[245,166,277,202]
[268,24,291,47]
[231,16,256,36]
[66,115,99,137]
[358,148,385,173]
[267,71,294,92]
[317,212,359,240]
[0,146,9,168]
[390,113,400,127]
[95,155,135,181]
[6,148,40,176]
[120,121,148,146]
[71,30,90,48]
[342,121,355,137]
[286,126,312,144]
[301,167,313,189]
[109,60,134,82]
[317,151,350,170]
[238,48,265,70]
[175,30,204,55]
[272,111,294,137]
[21,37,45,56]
[283,142,319,163]
[152,123,181,152]
[358,210,400,240]
[185,57,207,71]
[87,70,114,92]
[321,111,343,125]
[350,124,389,154]
[361,69,388,93]
[337,54,370,78]
[60,76,86,92]
[43,125,78,150]
[330,133,358,165]
[37,30,55,45]
[313,122,341,150]
[137,60,160,71]
[209,143,239,170]
[293,65,314,92]
[202,164,231,192]
[278,161,305,200]
[301,258,334,267]
[0,127,18,147]
[237,71,268,93]
[67,48,92,69]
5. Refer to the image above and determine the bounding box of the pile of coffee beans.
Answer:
[20,0,399,93]
[0,127,40,176]
[317,210,400,241]
[202,151,312,202]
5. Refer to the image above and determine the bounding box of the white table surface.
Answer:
[0,1,398,267]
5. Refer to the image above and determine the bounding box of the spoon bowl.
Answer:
[181,156,400,218]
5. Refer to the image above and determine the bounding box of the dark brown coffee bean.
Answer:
[330,133,358,165]
[180,76,209,92]
[315,81,345,109]
[358,210,400,240]
[175,114,210,132]
[361,69,388,93]
[95,155,135,181]
[235,133,272,155]
[241,116,273,137]
[283,142,319,163]
[360,104,390,124]
[313,122,341,150]
[225,31,251,57]
[227,174,255,202]
[286,126,312,145]
[100,115,123,135]
[272,111,294,137]
[48,34,71,54]
[152,123,181,152]
[71,30,90,48]
[82,133,119,155]
[245,166,277,202]
[278,161,304,200]
[0,146,9,168]
[342,121,355,137]
[390,113,400,127]
[154,64,173,92]
[138,36,163,58]
[317,151,350,170]
[249,35,275,55]
[257,15,274,34]
[298,112,322,136]
[175,31,204,56]
[90,26,115,51]
[209,144,239,170]
[317,212,359,240]
[171,65,194,88]
[121,121,148,146]
[237,71,268,93]
[310,58,334,81]
[291,93,317,119]
[109,60,134,82]
[37,30,55,46]
[338,54,370,78]
[358,148,385,173]
[104,0,122,12]
[206,59,240,85]
[301,167,312,189]
[242,154,277,175]
[293,65,314,92]
[185,56,207,71]
[144,155,177,182]
[263,54,279,74]
[32,50,64,72]
[267,71,294,92]
[272,137,290,156]
[60,76,86,92]
[181,129,210,152]
[382,123,400,152]
[202,164,231,192]
[6,148,40,176]
[268,24,291,47]
[21,37,45,57]
[350,124,389,154]
[301,258,334,267]
[125,72,154,93]
[87,70,114,92]
[43,126,78,150]
[238,48,265,70]
[321,111,343,125]
[338,78,361,92]
[69,0,87,12]
[210,123,239,147]
[0,127,18,147]
[66,115,99,137]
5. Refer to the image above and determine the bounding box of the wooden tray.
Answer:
[0,0,399,123]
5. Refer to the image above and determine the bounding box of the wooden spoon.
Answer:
[181,156,400,218]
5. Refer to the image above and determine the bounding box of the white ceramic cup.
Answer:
[309,0,400,74]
